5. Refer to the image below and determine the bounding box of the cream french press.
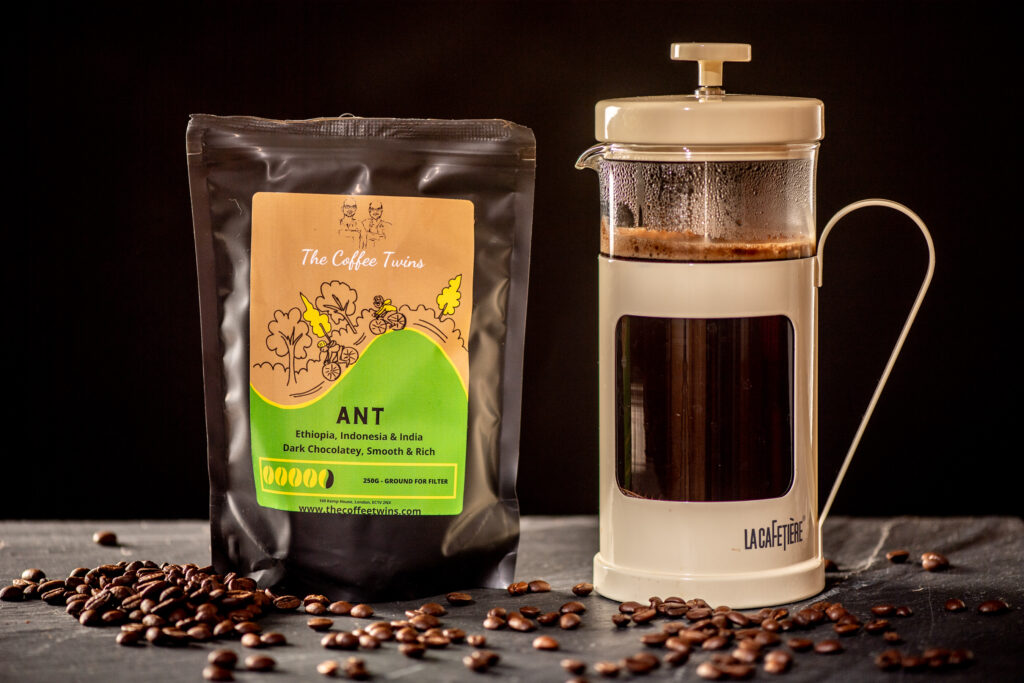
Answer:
[577,43,934,607]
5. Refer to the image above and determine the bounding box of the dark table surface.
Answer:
[1,516,1021,682]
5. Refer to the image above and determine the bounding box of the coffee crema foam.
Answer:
[601,224,815,262]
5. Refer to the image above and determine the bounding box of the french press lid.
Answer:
[596,43,824,145]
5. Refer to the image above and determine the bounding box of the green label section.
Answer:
[250,330,467,515]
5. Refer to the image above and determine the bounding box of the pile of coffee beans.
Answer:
[1,542,1015,680]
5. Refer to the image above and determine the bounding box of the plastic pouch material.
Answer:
[186,115,535,600]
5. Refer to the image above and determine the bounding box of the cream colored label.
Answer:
[249,192,473,515]
[250,192,472,405]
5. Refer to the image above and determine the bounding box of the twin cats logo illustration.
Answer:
[339,199,390,250]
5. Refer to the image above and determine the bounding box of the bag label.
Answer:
[249,192,472,515]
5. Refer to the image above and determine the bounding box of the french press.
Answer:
[577,43,934,607]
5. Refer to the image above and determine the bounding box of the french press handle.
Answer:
[816,199,936,527]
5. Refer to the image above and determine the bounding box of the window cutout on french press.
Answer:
[615,314,794,502]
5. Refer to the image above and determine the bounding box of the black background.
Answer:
[6,1,1015,520]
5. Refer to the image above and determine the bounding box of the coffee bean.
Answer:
[594,660,620,677]
[533,635,559,650]
[945,598,966,612]
[116,629,144,646]
[834,622,860,636]
[561,658,586,674]
[519,605,541,618]
[0,585,24,601]
[763,649,791,674]
[316,659,339,676]
[487,606,507,619]
[235,621,261,635]
[507,581,528,596]
[978,598,1010,614]
[870,604,895,616]
[875,649,902,670]
[618,601,644,614]
[611,613,630,628]
[343,657,369,680]
[947,648,975,667]
[886,549,910,563]
[482,616,505,630]
[508,613,537,632]
[702,635,731,651]
[921,551,950,571]
[350,603,374,618]
[641,632,668,647]
[823,558,838,571]
[696,661,726,680]
[664,649,689,667]
[410,613,440,630]
[865,618,890,633]
[418,601,446,616]
[632,607,657,624]
[241,633,263,648]
[883,630,903,643]
[463,650,499,672]
[445,591,473,605]
[622,652,660,674]
[901,654,926,671]
[572,582,594,597]
[465,634,486,647]
[441,627,465,643]
[244,655,275,672]
[399,642,426,658]
[203,665,234,681]
[92,530,118,546]
[814,639,843,654]
[527,579,551,593]
[894,605,913,617]
[271,594,300,610]
[559,613,582,630]
[306,602,328,615]
[358,634,380,649]
[308,617,334,631]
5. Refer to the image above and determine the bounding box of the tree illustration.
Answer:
[437,274,463,318]
[266,308,313,386]
[315,281,359,334]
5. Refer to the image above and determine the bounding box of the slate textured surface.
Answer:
[1,516,1021,681]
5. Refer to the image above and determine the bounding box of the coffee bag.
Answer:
[187,116,535,600]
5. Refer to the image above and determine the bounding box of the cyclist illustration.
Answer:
[369,294,407,335]
[318,336,359,381]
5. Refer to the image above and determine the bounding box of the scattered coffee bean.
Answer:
[240,633,263,648]
[419,601,447,616]
[507,581,529,596]
[533,635,559,650]
[272,594,301,610]
[611,613,630,628]
[92,530,118,546]
[0,586,24,601]
[465,634,486,647]
[519,605,541,618]
[316,659,339,676]
[572,582,594,596]
[560,600,587,614]
[814,639,843,654]
[400,642,426,658]
[442,627,466,642]
[20,568,45,582]
[763,649,791,674]
[562,658,587,674]
[870,604,895,616]
[618,601,644,614]
[350,603,374,618]
[203,665,234,681]
[308,617,334,631]
[508,613,537,632]
[885,549,910,563]
[701,634,731,651]
[326,600,352,615]
[445,591,473,605]
[594,660,620,677]
[482,616,505,630]
[948,648,975,667]
[244,655,275,672]
[343,656,369,680]
[894,605,913,617]
[208,650,238,669]
[306,602,328,615]
[696,661,726,680]
[463,650,499,672]
[865,619,890,633]
[978,598,1010,614]
[921,551,950,571]
[823,558,838,572]
[632,607,657,624]
[944,598,966,612]
[260,632,286,646]
[875,649,902,670]
[527,579,551,593]
[559,613,582,630]
[883,630,903,643]
[623,651,660,674]
[834,622,860,636]
[115,629,143,646]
